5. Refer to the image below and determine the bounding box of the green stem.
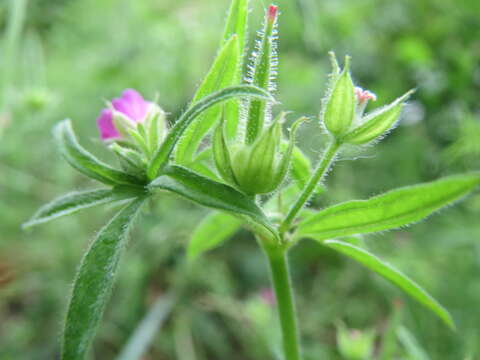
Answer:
[265,246,301,360]
[280,139,341,234]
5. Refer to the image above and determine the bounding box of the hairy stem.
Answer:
[280,139,341,234]
[265,246,301,360]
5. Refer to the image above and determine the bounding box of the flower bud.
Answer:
[213,112,304,195]
[96,89,166,158]
[342,89,414,145]
[322,55,356,137]
[336,322,375,360]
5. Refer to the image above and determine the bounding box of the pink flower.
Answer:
[355,87,377,104]
[97,89,151,141]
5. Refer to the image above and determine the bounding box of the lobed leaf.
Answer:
[324,240,454,329]
[297,173,480,241]
[22,187,144,229]
[54,120,142,186]
[62,197,147,360]
[147,85,274,180]
[187,211,243,262]
[175,36,240,164]
[149,165,277,240]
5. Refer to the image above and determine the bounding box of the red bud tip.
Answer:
[268,5,278,23]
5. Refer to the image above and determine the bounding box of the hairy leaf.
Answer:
[149,165,277,240]
[324,240,454,329]
[188,212,243,261]
[22,187,144,229]
[175,36,240,164]
[54,120,141,186]
[297,174,480,240]
[147,85,274,179]
[62,197,146,360]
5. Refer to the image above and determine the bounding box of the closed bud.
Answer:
[336,322,375,360]
[342,89,414,145]
[213,112,304,195]
[322,55,356,137]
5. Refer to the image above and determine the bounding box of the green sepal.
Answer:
[271,116,307,190]
[149,165,278,241]
[322,56,356,137]
[342,90,415,145]
[244,6,278,144]
[147,85,274,180]
[212,110,237,185]
[54,120,144,186]
[62,197,147,360]
[324,240,455,329]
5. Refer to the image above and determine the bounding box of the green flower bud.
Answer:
[336,322,375,360]
[342,89,414,145]
[322,55,356,137]
[213,113,304,195]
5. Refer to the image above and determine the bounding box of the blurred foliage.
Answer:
[1,0,479,359]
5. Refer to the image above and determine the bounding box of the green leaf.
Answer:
[149,165,277,240]
[22,187,143,229]
[117,294,175,360]
[188,212,243,262]
[222,0,248,52]
[291,146,312,190]
[221,0,249,139]
[297,173,480,241]
[147,85,274,180]
[62,197,146,360]
[175,36,240,164]
[324,240,454,329]
[54,120,142,186]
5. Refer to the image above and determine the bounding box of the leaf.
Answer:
[221,0,249,139]
[187,212,243,262]
[175,35,240,164]
[22,187,143,229]
[324,240,454,329]
[291,146,312,190]
[222,0,248,52]
[147,85,274,180]
[297,173,480,241]
[116,294,175,360]
[54,120,142,186]
[62,197,146,360]
[149,165,277,240]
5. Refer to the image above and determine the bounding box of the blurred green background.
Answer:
[1,0,480,359]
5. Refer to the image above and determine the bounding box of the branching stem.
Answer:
[280,140,341,234]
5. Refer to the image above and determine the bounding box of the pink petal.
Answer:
[96,108,120,140]
[112,89,149,123]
